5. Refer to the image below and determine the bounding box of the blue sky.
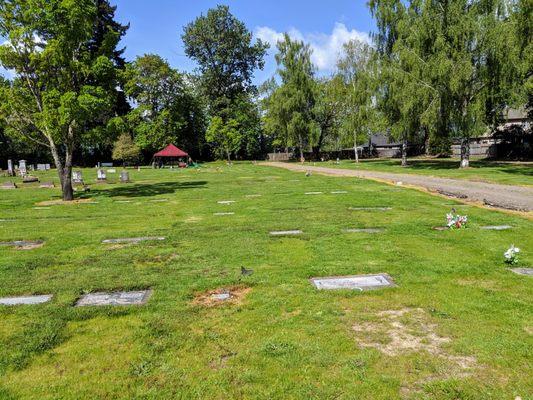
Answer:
[114,0,375,84]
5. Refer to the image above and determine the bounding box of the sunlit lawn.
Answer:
[320,157,533,186]
[0,163,532,399]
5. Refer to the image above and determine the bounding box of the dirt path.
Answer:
[262,162,533,212]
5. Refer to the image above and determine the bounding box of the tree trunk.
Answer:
[353,133,359,163]
[423,129,430,156]
[49,141,74,201]
[460,138,470,168]
[401,139,408,167]
[60,166,74,201]
[298,134,304,163]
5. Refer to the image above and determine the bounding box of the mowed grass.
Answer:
[0,163,532,399]
[321,157,533,186]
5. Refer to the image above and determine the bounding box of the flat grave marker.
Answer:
[509,268,533,276]
[0,294,53,306]
[75,290,152,306]
[102,237,165,244]
[269,230,303,236]
[39,182,55,188]
[349,207,392,211]
[344,228,384,233]
[214,212,235,216]
[245,194,262,198]
[305,192,323,195]
[480,225,512,230]
[211,292,231,301]
[0,240,44,249]
[0,182,17,190]
[311,274,396,291]
[217,200,235,205]
[331,190,348,194]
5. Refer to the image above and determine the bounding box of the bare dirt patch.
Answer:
[353,308,477,370]
[36,198,96,206]
[192,286,251,308]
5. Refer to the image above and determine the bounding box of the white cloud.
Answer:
[255,23,371,73]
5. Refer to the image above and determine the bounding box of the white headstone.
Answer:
[72,170,83,183]
[18,160,27,176]
[97,169,106,181]
[120,171,130,182]
[7,159,14,176]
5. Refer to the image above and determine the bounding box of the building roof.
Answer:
[154,144,188,158]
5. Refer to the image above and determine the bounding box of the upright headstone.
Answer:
[45,164,51,170]
[97,169,106,181]
[120,171,130,183]
[37,164,46,171]
[72,170,83,184]
[7,159,14,177]
[18,160,27,176]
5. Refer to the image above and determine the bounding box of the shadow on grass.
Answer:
[91,181,208,198]
[363,159,533,176]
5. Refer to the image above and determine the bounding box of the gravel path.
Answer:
[262,162,533,212]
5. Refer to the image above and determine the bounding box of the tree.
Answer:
[337,39,381,163]
[123,54,206,157]
[312,76,345,159]
[205,116,241,161]
[182,5,268,114]
[369,0,519,168]
[272,34,317,162]
[112,132,140,166]
[0,0,124,200]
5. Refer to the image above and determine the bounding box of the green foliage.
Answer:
[112,132,141,165]
[122,54,206,156]
[369,0,524,166]
[337,39,384,158]
[264,34,317,159]
[182,5,268,113]
[205,116,241,160]
[0,0,125,199]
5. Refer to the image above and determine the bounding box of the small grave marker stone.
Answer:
[214,212,235,216]
[120,171,130,183]
[7,159,14,176]
[344,228,383,233]
[509,268,533,276]
[0,294,53,306]
[102,237,165,244]
[481,225,512,230]
[311,274,395,291]
[211,293,231,301]
[0,240,44,249]
[39,182,55,188]
[305,192,323,195]
[97,169,106,181]
[349,207,392,211]
[72,170,83,184]
[75,290,151,306]
[331,190,348,194]
[18,160,27,176]
[217,200,235,204]
[37,164,47,171]
[0,182,16,190]
[270,230,302,236]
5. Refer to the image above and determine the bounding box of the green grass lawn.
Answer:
[320,158,533,186]
[0,163,532,399]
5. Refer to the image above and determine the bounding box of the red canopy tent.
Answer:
[153,144,190,168]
